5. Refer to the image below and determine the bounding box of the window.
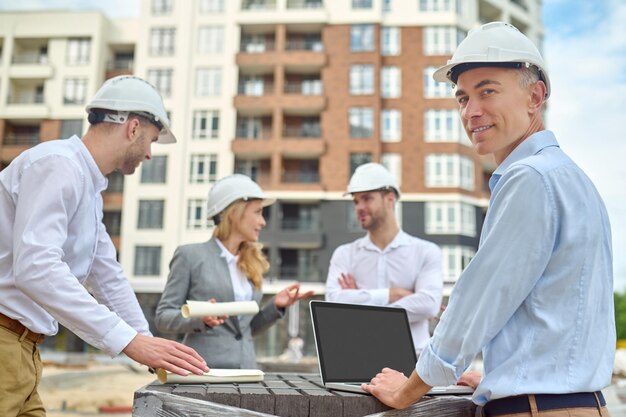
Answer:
[189,154,218,183]
[192,110,219,139]
[381,153,401,186]
[235,160,260,181]
[424,66,454,98]
[424,109,468,143]
[199,0,224,13]
[63,78,87,105]
[198,26,224,54]
[441,245,475,282]
[352,0,372,8]
[187,199,209,229]
[134,246,161,276]
[381,110,401,142]
[350,152,372,175]
[423,26,464,55]
[196,68,222,97]
[350,24,374,52]
[381,66,400,98]
[151,0,173,14]
[147,69,173,97]
[350,65,374,95]
[383,0,392,11]
[425,201,476,236]
[349,108,373,138]
[418,0,456,12]
[141,155,167,183]
[425,154,474,190]
[66,38,90,65]
[240,75,265,96]
[61,120,83,138]
[138,200,164,229]
[381,27,400,55]
[237,117,264,139]
[149,28,176,56]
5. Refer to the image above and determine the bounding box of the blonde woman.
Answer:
[155,174,313,368]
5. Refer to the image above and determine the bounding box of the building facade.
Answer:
[0,0,544,355]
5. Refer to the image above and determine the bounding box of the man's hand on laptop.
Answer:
[457,370,481,389]
[362,368,431,409]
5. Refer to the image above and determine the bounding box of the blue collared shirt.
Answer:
[417,130,615,405]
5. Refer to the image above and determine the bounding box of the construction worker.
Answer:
[155,174,314,368]
[362,22,615,417]
[0,76,208,417]
[325,162,443,354]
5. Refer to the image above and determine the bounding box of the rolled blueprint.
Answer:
[157,368,265,384]
[181,300,259,318]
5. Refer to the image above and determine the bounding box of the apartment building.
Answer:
[0,0,544,355]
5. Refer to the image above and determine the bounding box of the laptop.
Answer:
[310,300,474,396]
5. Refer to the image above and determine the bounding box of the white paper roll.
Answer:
[181,300,259,318]
[157,368,264,384]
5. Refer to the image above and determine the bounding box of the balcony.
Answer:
[284,80,323,95]
[3,132,40,146]
[282,170,319,184]
[241,0,276,10]
[286,0,323,9]
[282,125,320,138]
[285,37,323,52]
[237,81,275,96]
[280,264,321,281]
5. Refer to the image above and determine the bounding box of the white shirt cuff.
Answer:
[416,341,459,387]
[370,288,390,305]
[101,319,138,356]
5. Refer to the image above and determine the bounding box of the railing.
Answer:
[241,0,276,10]
[283,81,323,95]
[282,125,320,138]
[4,133,39,146]
[282,171,319,183]
[281,218,318,230]
[280,265,321,281]
[287,0,323,8]
[240,41,275,53]
[8,93,44,105]
[285,39,323,51]
[12,54,48,64]
[107,58,134,70]
[237,82,274,95]
[235,128,272,140]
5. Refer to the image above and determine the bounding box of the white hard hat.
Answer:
[345,163,400,199]
[206,174,276,220]
[434,22,550,98]
[85,75,176,144]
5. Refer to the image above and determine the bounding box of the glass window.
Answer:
[151,0,173,14]
[381,66,400,98]
[423,66,454,98]
[440,245,475,282]
[187,199,209,229]
[192,110,220,139]
[134,246,161,276]
[425,154,475,190]
[199,0,224,13]
[66,38,90,65]
[418,0,455,12]
[196,68,222,97]
[350,64,375,95]
[149,28,176,56]
[138,200,164,229]
[423,26,464,55]
[189,154,218,183]
[381,109,401,142]
[349,107,373,138]
[140,155,167,183]
[352,0,372,8]
[63,78,87,105]
[198,26,224,54]
[61,120,83,138]
[381,27,400,55]
[350,24,375,52]
[147,69,173,97]
[349,152,372,175]
[425,202,476,236]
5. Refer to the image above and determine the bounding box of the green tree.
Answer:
[614,291,626,340]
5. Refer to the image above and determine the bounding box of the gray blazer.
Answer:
[155,239,283,369]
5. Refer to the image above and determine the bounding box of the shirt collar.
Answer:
[215,238,237,264]
[490,130,559,192]
[71,135,108,193]
[357,230,410,252]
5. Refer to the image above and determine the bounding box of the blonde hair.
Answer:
[212,200,269,289]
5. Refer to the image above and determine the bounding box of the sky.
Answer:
[1,0,625,290]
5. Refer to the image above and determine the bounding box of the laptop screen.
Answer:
[310,301,417,383]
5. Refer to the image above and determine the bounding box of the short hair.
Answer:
[517,65,541,89]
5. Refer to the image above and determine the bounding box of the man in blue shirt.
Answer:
[362,22,615,417]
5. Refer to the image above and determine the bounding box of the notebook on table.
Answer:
[310,300,474,396]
